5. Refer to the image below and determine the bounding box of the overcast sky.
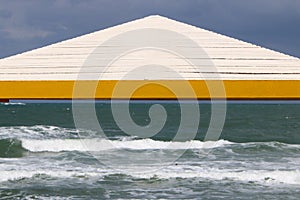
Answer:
[0,0,299,59]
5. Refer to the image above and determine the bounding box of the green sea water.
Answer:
[0,102,299,199]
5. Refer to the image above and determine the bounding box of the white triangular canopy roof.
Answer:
[0,15,299,80]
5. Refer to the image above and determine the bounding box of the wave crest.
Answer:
[21,138,232,152]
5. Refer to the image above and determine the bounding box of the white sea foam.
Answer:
[0,170,100,182]
[137,167,300,185]
[1,102,26,106]
[0,167,299,185]
[0,125,81,139]
[21,138,232,152]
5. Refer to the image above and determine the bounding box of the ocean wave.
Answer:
[2,134,299,154]
[20,138,232,152]
[1,168,299,186]
[0,139,26,158]
[135,167,300,185]
[1,125,299,156]
[0,125,81,140]
[229,141,300,153]
[0,170,100,183]
[19,137,300,153]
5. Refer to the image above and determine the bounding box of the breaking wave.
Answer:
[20,138,232,152]
[1,168,299,185]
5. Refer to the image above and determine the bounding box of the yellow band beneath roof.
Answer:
[1,80,300,100]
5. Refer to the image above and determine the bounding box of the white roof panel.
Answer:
[0,15,299,81]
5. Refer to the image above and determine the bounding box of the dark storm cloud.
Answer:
[0,0,299,58]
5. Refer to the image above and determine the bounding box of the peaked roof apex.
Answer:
[144,15,168,18]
